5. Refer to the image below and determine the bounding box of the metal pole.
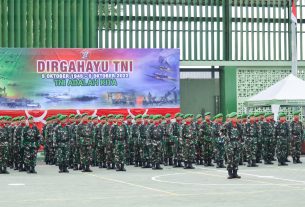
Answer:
[291,21,298,75]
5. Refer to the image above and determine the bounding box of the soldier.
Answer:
[170,113,184,168]
[6,116,14,169]
[132,115,142,167]
[53,115,70,173]
[140,114,151,168]
[67,114,76,169]
[212,113,226,168]
[147,115,164,170]
[96,116,107,168]
[163,113,174,166]
[225,112,242,179]
[15,116,27,171]
[201,112,214,167]
[149,115,154,124]
[103,114,115,169]
[111,114,128,171]
[22,116,42,174]
[244,113,259,167]
[290,111,304,164]
[256,112,264,163]
[91,116,99,167]
[0,116,10,174]
[125,115,134,165]
[181,114,196,169]
[77,113,94,172]
[194,114,204,165]
[275,113,290,166]
[239,114,248,165]
[73,114,82,170]
[11,117,20,170]
[262,112,275,164]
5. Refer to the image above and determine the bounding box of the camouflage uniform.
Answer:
[290,120,304,163]
[44,123,56,165]
[0,123,9,173]
[95,122,106,168]
[201,121,214,166]
[194,121,204,165]
[131,122,141,167]
[170,120,183,167]
[125,122,134,165]
[140,122,151,168]
[22,124,41,173]
[261,119,275,164]
[147,121,164,169]
[256,119,264,163]
[244,121,259,167]
[225,121,242,178]
[275,120,290,165]
[212,121,226,168]
[8,124,15,168]
[103,122,115,169]
[111,122,128,171]
[77,122,94,171]
[163,120,174,166]
[181,122,196,169]
[53,124,70,172]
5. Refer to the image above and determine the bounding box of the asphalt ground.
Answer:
[1,156,305,207]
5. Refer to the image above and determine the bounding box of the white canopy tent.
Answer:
[244,74,305,120]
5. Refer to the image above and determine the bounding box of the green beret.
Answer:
[28,116,33,120]
[0,116,3,120]
[211,117,215,121]
[230,112,237,118]
[107,114,114,118]
[57,114,62,118]
[69,114,75,118]
[214,113,223,119]
[248,113,255,118]
[226,114,230,118]
[264,112,273,118]
[99,115,106,120]
[5,116,12,121]
[174,113,181,118]
[278,112,286,118]
[91,116,98,120]
[242,114,248,119]
[142,114,149,118]
[81,113,88,118]
[196,114,202,119]
[183,114,192,119]
[237,115,242,119]
[115,114,123,119]
[135,114,142,120]
[293,111,301,116]
[46,117,51,122]
[254,112,261,117]
[20,116,25,120]
[88,116,92,120]
[204,112,211,116]
[165,113,171,118]
[75,114,81,119]
[126,115,132,119]
[149,115,154,119]
[59,115,67,121]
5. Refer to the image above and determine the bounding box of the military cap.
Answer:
[88,116,92,120]
[75,114,81,119]
[0,116,3,120]
[57,114,62,118]
[46,117,51,122]
[229,112,237,118]
[135,114,142,120]
[59,115,68,121]
[214,113,223,119]
[28,116,33,120]
[142,114,149,118]
[174,113,181,118]
[99,115,106,120]
[204,112,211,116]
[254,112,261,117]
[183,114,192,119]
[126,115,132,119]
[153,115,162,120]
[149,115,154,119]
[242,114,248,119]
[293,111,301,116]
[107,114,114,118]
[165,113,171,118]
[248,112,255,118]
[81,113,88,118]
[20,116,25,120]
[264,112,273,118]
[69,114,75,118]
[211,117,215,121]
[115,114,123,119]
[91,116,98,120]
[278,112,286,118]
[226,114,230,118]
[196,114,202,119]
[237,115,242,119]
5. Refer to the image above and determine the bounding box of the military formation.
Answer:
[0,111,304,179]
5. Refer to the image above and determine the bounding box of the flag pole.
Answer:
[291,0,298,76]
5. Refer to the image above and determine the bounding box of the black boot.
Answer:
[208,159,214,167]
[285,158,290,162]
[293,158,297,164]
[63,165,69,173]
[183,161,188,169]
[121,164,126,171]
[59,164,63,173]
[79,165,83,170]
[29,166,37,174]
[199,159,204,165]
[247,160,252,167]
[14,162,19,170]
[278,162,288,166]
[227,168,234,179]
[251,160,258,167]
[156,163,163,170]
[233,169,241,179]
[86,165,92,172]
[111,163,116,169]
[107,163,111,169]
[217,161,225,168]
[19,164,26,172]
[103,163,107,168]
[139,161,143,167]
[134,161,139,167]
[264,160,273,165]
[73,164,79,170]
[169,158,173,166]
[173,159,178,167]
[296,158,302,164]
[164,158,168,166]
[2,167,9,174]
[178,160,184,168]
[188,162,195,169]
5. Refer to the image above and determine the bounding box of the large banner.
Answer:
[0,48,180,119]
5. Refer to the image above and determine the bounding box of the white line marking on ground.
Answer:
[86,173,178,196]
[8,183,25,186]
